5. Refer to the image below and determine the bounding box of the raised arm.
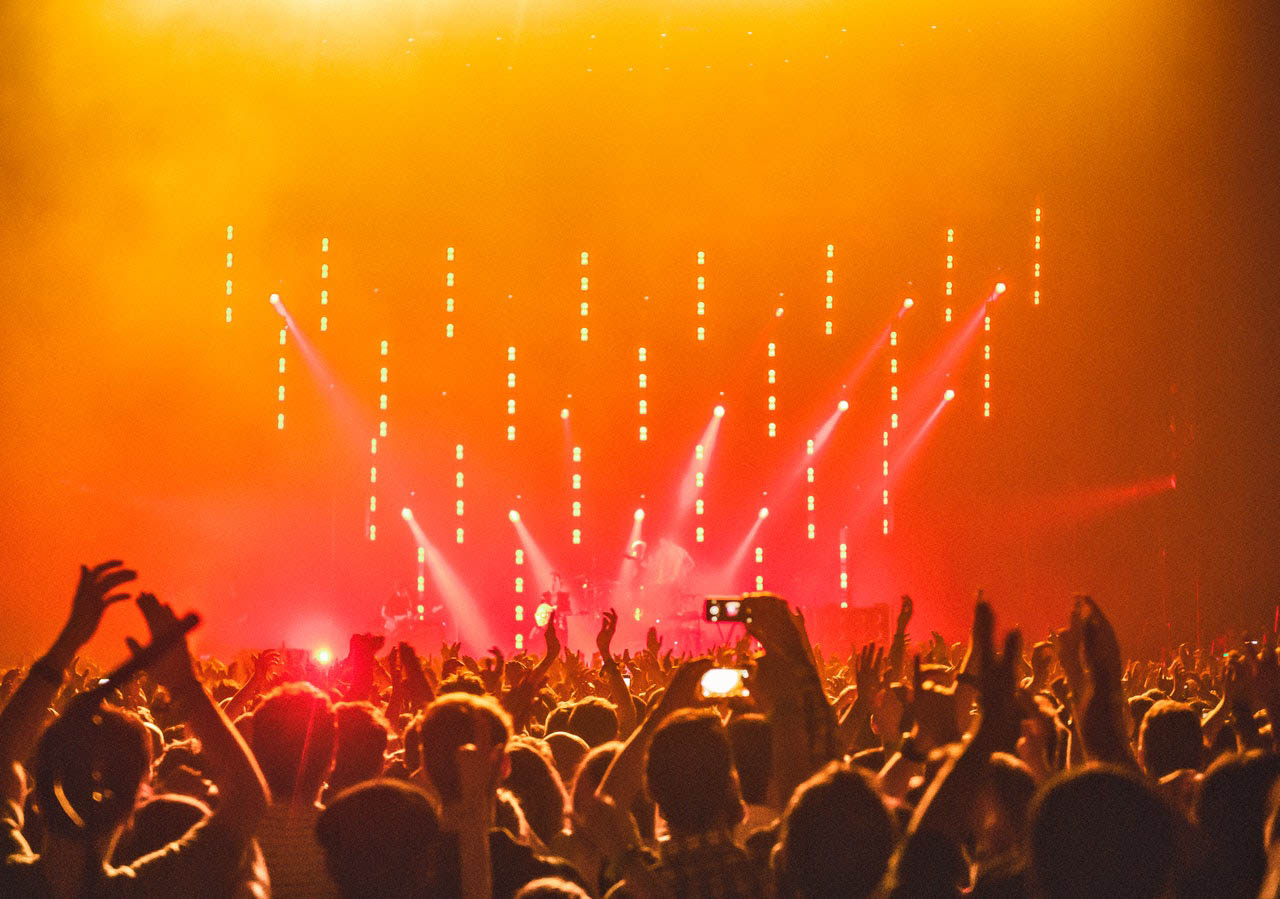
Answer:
[0,561,136,805]
[1071,596,1140,770]
[597,609,638,737]
[596,657,712,812]
[905,600,1023,849]
[131,593,270,841]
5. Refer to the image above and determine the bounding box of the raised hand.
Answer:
[597,608,619,661]
[972,601,1026,753]
[398,642,435,707]
[127,592,198,692]
[646,625,663,656]
[544,612,561,660]
[854,643,884,702]
[59,560,137,650]
[251,649,283,687]
[1077,596,1122,691]
[744,593,807,661]
[896,594,914,632]
[655,657,714,717]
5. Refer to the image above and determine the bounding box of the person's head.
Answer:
[514,877,591,898]
[727,714,771,806]
[545,704,573,735]
[644,709,743,837]
[1138,699,1202,777]
[1128,694,1155,742]
[976,752,1036,855]
[329,701,391,794]
[1030,764,1176,899]
[544,731,590,787]
[505,738,568,846]
[32,698,151,847]
[1194,749,1280,897]
[568,741,621,816]
[249,682,337,802]
[565,697,618,748]
[111,793,209,864]
[317,779,440,897]
[774,761,894,899]
[437,671,486,696]
[415,693,511,805]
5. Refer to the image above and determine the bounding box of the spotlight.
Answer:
[775,307,784,317]
[509,510,521,523]
[758,507,769,519]
[269,293,282,306]
[400,507,413,521]
[634,508,645,521]
[560,408,570,420]
[903,297,914,309]
[713,405,725,418]
[944,389,956,402]
[313,647,333,666]
[838,399,849,412]
[994,282,1007,295]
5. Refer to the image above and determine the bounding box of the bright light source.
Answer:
[269,293,281,306]
[994,282,1007,294]
[713,405,725,418]
[838,400,849,411]
[508,510,520,523]
[401,507,413,521]
[634,508,645,521]
[903,297,914,309]
[560,408,570,420]
[944,389,956,402]
[758,507,769,519]
[313,647,333,666]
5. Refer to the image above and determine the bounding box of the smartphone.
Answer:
[704,595,751,623]
[622,672,632,688]
[699,667,750,699]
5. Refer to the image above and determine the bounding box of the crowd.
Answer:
[3,559,1280,897]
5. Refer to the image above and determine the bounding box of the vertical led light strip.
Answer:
[884,324,898,537]
[984,302,992,420]
[445,247,456,340]
[507,343,517,445]
[276,311,287,431]
[369,338,389,541]
[838,526,849,605]
[824,243,834,336]
[320,237,330,332]
[637,346,649,447]
[1033,205,1042,306]
[944,227,954,324]
[455,442,465,546]
[695,250,706,342]
[580,251,590,345]
[224,226,234,324]
[638,343,648,444]
[571,439,583,547]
